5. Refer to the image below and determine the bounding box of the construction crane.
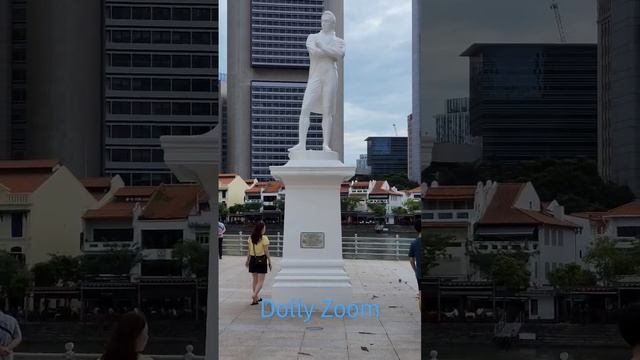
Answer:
[550,0,568,43]
[393,124,398,136]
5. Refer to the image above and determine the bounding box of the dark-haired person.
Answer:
[618,303,640,360]
[0,303,21,360]
[245,221,271,305]
[408,220,422,311]
[100,312,151,360]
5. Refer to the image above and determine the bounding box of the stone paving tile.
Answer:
[219,256,420,359]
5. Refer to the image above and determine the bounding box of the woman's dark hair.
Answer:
[619,303,640,348]
[414,220,422,234]
[251,222,266,244]
[102,312,147,360]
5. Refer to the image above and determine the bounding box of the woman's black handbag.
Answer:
[251,242,267,266]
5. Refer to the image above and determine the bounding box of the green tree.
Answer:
[548,263,597,290]
[219,202,229,221]
[392,207,408,215]
[229,204,244,214]
[404,199,421,213]
[30,255,81,286]
[0,252,30,308]
[80,248,141,276]
[367,202,387,217]
[275,198,285,212]
[173,241,209,278]
[490,255,530,291]
[341,197,362,212]
[244,201,263,213]
[422,233,453,275]
[585,237,640,285]
[422,158,634,213]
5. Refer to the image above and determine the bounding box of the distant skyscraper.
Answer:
[0,1,103,177]
[598,0,640,195]
[365,137,408,177]
[412,0,428,173]
[219,73,228,172]
[407,113,421,182]
[356,154,369,171]
[227,0,344,180]
[103,1,220,185]
[434,98,471,144]
[462,43,597,163]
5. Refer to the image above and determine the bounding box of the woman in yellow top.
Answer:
[245,221,271,305]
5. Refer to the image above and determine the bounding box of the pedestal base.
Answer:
[271,259,353,311]
[269,151,355,311]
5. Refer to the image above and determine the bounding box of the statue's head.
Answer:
[321,11,336,32]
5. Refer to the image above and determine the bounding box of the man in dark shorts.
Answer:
[408,221,422,311]
[0,298,22,360]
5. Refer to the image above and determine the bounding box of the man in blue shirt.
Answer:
[0,297,22,360]
[408,221,422,281]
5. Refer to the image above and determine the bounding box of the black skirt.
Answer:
[249,256,268,274]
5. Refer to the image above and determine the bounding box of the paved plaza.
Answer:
[219,256,421,360]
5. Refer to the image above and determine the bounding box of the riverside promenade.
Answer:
[218,256,421,360]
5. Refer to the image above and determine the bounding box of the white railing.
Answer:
[426,350,570,360]
[221,233,415,260]
[0,192,31,206]
[14,343,203,360]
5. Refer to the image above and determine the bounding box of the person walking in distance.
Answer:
[245,222,271,305]
[408,220,423,311]
[0,301,21,360]
[218,221,226,260]
[100,312,152,360]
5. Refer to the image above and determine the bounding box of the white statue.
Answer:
[289,10,345,153]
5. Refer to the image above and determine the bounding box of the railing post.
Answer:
[64,342,75,359]
[184,344,195,360]
[354,234,358,257]
[277,232,281,256]
[395,234,400,260]
[239,231,244,255]
[429,350,438,359]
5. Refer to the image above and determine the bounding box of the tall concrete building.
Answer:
[0,1,103,178]
[462,43,597,163]
[598,0,640,195]
[407,113,421,183]
[227,0,344,180]
[412,0,427,174]
[103,0,220,185]
[434,97,472,145]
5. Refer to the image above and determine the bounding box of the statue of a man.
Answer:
[289,10,345,153]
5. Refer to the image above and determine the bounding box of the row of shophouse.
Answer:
[422,180,640,323]
[0,160,420,317]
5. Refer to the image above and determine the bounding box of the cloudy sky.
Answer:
[219,0,412,166]
[422,0,597,134]
[219,0,598,165]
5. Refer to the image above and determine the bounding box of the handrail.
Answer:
[220,232,415,260]
[13,343,203,360]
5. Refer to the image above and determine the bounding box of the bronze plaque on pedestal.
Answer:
[300,232,325,249]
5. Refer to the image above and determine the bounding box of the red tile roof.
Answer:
[340,183,350,193]
[426,186,476,200]
[80,177,112,189]
[83,201,136,220]
[351,182,369,189]
[114,186,156,198]
[264,181,283,193]
[0,160,59,171]
[405,187,422,194]
[479,183,576,228]
[219,174,238,186]
[140,185,201,220]
[605,201,640,217]
[0,173,53,193]
[571,212,607,221]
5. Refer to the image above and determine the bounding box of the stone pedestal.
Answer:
[269,150,355,310]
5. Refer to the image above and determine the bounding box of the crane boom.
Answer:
[550,0,568,43]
